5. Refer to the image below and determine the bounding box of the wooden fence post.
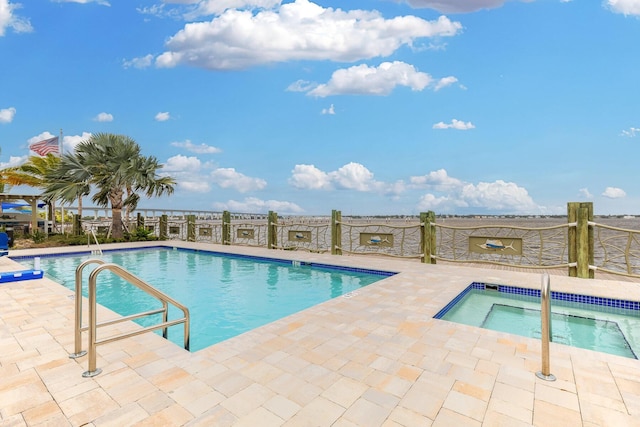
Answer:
[159,214,167,240]
[331,210,342,255]
[268,211,278,249]
[420,211,437,264]
[568,202,594,278]
[568,202,578,277]
[222,211,231,245]
[578,202,594,279]
[136,212,144,229]
[187,215,196,242]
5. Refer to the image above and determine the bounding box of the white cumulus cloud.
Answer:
[434,76,458,91]
[459,180,537,211]
[210,168,267,192]
[289,164,332,190]
[161,154,225,193]
[413,169,540,213]
[94,112,113,122]
[602,187,626,199]
[0,106,16,123]
[307,61,437,97]
[62,132,92,153]
[179,181,211,192]
[579,188,593,199]
[417,193,459,210]
[432,119,475,130]
[214,197,304,214]
[163,154,202,172]
[330,162,377,191]
[184,0,282,19]
[607,0,640,15]
[290,162,404,195]
[171,140,222,154]
[123,54,154,69]
[153,1,462,70]
[0,155,27,168]
[0,0,32,36]
[410,169,464,191]
[155,112,171,121]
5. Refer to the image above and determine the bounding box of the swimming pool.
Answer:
[17,247,394,351]
[434,283,640,359]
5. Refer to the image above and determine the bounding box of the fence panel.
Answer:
[592,222,640,277]
[339,219,422,259]
[275,221,331,252]
[433,223,571,268]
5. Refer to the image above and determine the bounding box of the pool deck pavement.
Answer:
[2,241,640,426]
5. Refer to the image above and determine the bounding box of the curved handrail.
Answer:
[72,261,190,377]
[88,229,103,255]
[70,258,106,358]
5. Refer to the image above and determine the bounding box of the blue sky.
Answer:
[1,0,639,216]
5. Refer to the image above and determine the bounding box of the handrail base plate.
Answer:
[69,351,87,359]
[82,368,102,378]
[535,371,556,381]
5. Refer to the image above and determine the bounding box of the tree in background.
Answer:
[44,133,175,239]
[0,153,60,189]
[0,154,62,220]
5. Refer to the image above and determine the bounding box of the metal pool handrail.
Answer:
[69,260,190,377]
[88,229,103,255]
[536,273,556,381]
[70,258,106,358]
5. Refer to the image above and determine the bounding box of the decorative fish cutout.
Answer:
[369,235,390,244]
[478,239,515,251]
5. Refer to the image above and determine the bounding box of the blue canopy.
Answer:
[1,202,46,209]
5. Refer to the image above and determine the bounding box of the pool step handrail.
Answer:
[536,273,556,381]
[70,259,106,358]
[69,260,190,378]
[88,229,103,255]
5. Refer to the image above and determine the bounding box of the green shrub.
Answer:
[125,226,157,241]
[31,230,46,243]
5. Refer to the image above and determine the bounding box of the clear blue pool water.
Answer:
[435,284,640,359]
[20,248,392,351]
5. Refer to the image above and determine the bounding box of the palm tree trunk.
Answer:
[109,190,124,239]
[125,185,132,224]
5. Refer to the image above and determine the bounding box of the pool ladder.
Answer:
[69,259,190,378]
[536,273,556,381]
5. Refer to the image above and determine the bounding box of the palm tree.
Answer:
[41,153,91,220]
[0,154,62,221]
[0,153,60,188]
[44,133,175,239]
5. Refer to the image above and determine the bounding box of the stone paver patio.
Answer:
[2,241,640,426]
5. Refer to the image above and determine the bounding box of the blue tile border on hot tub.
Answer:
[434,281,640,319]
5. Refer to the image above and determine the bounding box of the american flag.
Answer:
[29,136,59,156]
